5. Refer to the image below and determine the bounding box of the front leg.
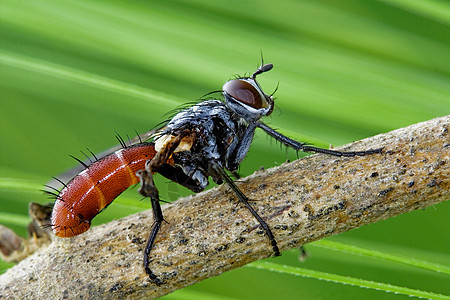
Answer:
[136,135,186,284]
[136,162,164,285]
[257,122,382,156]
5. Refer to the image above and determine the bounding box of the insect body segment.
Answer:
[51,143,159,237]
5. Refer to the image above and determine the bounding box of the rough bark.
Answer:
[0,116,448,299]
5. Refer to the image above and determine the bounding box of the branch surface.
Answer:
[1,116,449,299]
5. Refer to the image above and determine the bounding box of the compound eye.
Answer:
[223,79,264,109]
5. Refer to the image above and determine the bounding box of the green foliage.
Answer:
[1,0,449,298]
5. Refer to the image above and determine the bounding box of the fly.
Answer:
[49,62,382,284]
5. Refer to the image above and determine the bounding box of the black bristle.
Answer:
[270,82,279,97]
[115,132,127,149]
[69,155,89,169]
[52,177,68,189]
[134,129,143,143]
[42,190,58,197]
[80,150,93,164]
[40,224,54,230]
[86,147,98,162]
[42,190,62,201]
[44,185,60,193]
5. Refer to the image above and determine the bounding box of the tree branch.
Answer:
[1,116,449,299]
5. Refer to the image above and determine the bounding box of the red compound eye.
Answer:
[223,79,265,109]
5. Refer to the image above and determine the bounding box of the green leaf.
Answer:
[248,261,450,300]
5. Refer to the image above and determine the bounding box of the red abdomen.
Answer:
[51,143,157,237]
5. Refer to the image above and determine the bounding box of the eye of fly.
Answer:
[223,79,264,109]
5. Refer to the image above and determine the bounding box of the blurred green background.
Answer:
[1,0,449,299]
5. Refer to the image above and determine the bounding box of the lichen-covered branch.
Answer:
[1,116,448,299]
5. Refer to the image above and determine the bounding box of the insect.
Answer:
[49,62,381,284]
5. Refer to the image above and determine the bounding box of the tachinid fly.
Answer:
[49,62,382,284]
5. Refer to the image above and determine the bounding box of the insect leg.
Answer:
[212,164,280,257]
[257,122,382,157]
[136,135,186,284]
[136,166,164,285]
